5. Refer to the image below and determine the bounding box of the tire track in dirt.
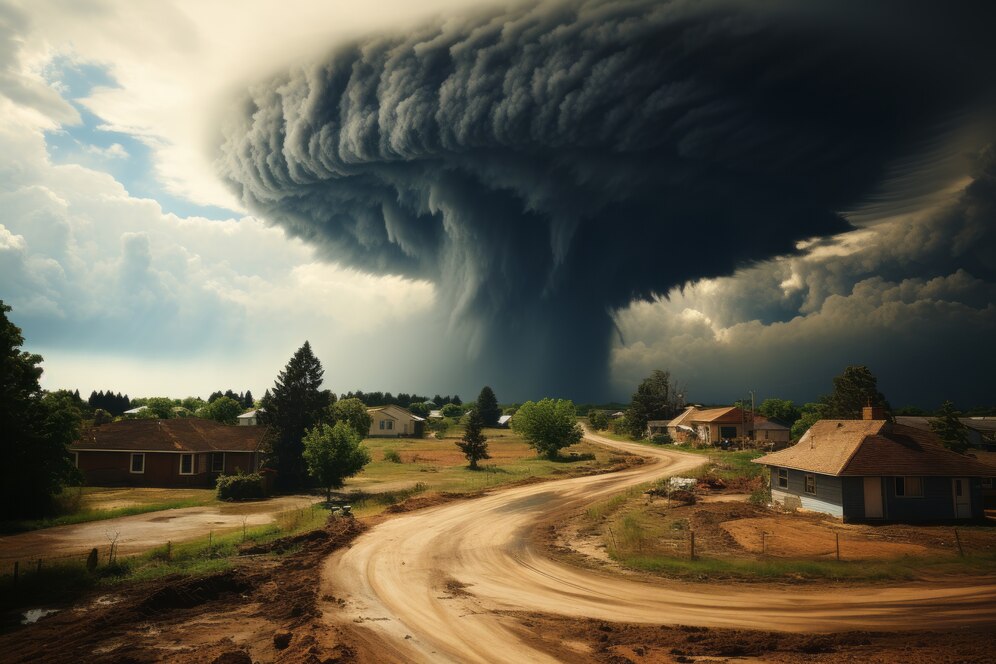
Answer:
[322,430,996,663]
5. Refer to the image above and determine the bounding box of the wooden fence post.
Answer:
[166,540,172,562]
[690,531,696,560]
[13,561,18,583]
[835,533,840,561]
[954,529,964,557]
[761,532,766,555]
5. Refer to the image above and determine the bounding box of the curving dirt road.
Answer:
[322,431,996,663]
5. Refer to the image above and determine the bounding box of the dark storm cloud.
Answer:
[218,0,996,399]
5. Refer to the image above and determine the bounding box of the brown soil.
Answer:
[721,517,930,559]
[503,611,996,663]
[0,516,366,663]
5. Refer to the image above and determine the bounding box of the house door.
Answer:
[952,478,972,518]
[863,477,883,518]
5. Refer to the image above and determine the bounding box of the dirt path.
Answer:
[0,495,318,563]
[322,430,996,663]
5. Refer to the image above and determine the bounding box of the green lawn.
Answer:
[342,428,615,515]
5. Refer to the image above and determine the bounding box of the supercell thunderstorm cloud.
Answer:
[218,0,996,399]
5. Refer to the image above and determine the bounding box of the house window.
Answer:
[777,469,788,489]
[211,453,225,473]
[179,454,194,475]
[720,426,737,439]
[895,476,923,497]
[379,420,385,430]
[130,453,145,474]
[804,474,816,495]
[983,479,993,489]
[386,420,394,431]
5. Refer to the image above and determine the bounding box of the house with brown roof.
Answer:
[752,415,791,445]
[754,406,996,521]
[666,406,753,444]
[70,419,267,487]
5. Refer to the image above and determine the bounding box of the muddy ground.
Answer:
[2,485,995,662]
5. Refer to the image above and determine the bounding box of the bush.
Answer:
[216,473,266,501]
[749,485,771,506]
[650,433,673,445]
[383,449,402,463]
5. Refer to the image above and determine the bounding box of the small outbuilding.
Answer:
[754,406,996,522]
[497,414,512,428]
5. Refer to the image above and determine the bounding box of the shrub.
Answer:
[650,433,673,445]
[216,473,266,501]
[749,485,771,506]
[383,449,402,463]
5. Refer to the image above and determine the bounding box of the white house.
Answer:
[366,404,425,438]
[237,409,265,426]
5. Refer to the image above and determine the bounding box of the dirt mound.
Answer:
[0,515,367,663]
[383,491,480,514]
[506,612,996,663]
[137,571,253,614]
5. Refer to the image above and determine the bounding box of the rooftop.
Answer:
[72,418,267,453]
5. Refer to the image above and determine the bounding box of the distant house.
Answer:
[895,416,996,451]
[752,415,792,445]
[366,404,425,438]
[70,419,267,487]
[666,406,752,444]
[497,414,512,428]
[754,406,996,521]
[428,409,443,420]
[237,409,265,426]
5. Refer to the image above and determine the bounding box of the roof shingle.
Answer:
[72,419,267,453]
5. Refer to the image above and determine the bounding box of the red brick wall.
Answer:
[76,451,214,487]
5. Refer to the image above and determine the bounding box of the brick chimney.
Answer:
[862,401,885,420]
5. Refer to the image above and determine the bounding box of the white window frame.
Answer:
[211,452,225,473]
[895,476,924,498]
[386,420,394,431]
[130,453,145,474]
[379,420,385,430]
[777,468,788,489]
[179,453,195,475]
[804,474,816,495]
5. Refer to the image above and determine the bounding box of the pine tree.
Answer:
[475,386,501,426]
[456,408,490,469]
[244,389,254,408]
[261,341,333,489]
[929,401,970,454]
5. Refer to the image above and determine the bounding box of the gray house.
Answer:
[754,406,996,522]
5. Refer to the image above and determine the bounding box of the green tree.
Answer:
[822,365,889,420]
[203,396,242,425]
[0,302,82,519]
[260,341,334,489]
[141,397,175,419]
[302,421,371,502]
[587,409,610,431]
[625,369,683,438]
[327,397,372,438]
[408,400,434,417]
[758,398,800,425]
[791,402,827,439]
[181,396,206,413]
[512,398,583,459]
[929,400,969,454]
[457,408,490,469]
[441,402,463,418]
[475,386,501,426]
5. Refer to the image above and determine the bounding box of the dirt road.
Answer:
[0,495,318,563]
[322,431,996,663]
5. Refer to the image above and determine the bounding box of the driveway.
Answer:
[0,494,318,564]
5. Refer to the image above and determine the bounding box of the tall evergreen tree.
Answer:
[626,369,683,438]
[822,365,890,420]
[457,408,490,469]
[929,400,970,454]
[475,386,501,426]
[244,389,254,408]
[260,341,333,489]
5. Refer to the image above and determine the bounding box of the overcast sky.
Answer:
[2,0,994,408]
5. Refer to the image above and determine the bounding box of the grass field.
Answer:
[341,427,614,516]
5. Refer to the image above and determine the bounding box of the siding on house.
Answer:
[881,476,982,521]
[841,476,865,519]
[77,451,212,487]
[769,467,843,516]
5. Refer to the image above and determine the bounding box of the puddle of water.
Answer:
[22,608,59,625]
